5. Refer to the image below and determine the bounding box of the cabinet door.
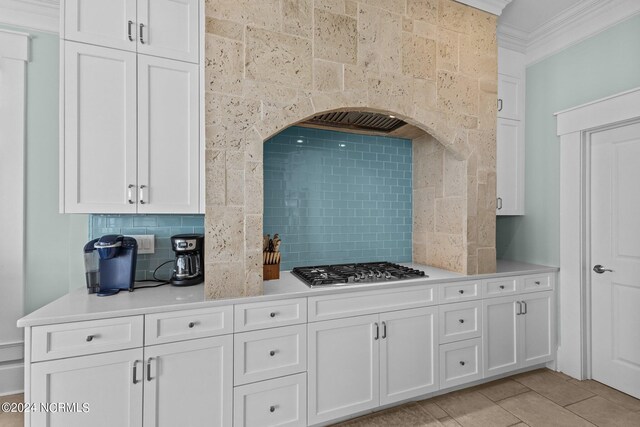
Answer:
[63,42,138,213]
[497,118,525,215]
[483,295,520,378]
[31,348,143,427]
[521,292,554,367]
[137,55,199,213]
[63,0,137,52]
[497,74,520,120]
[137,0,199,63]
[380,307,438,405]
[143,335,232,427]
[308,315,379,425]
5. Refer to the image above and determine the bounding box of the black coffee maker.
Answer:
[170,234,204,286]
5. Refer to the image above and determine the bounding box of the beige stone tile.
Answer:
[245,26,312,89]
[414,78,437,111]
[437,71,478,117]
[314,8,358,64]
[205,149,225,206]
[367,74,414,117]
[413,187,435,233]
[437,28,459,73]
[244,249,263,296]
[345,0,357,16]
[282,0,312,38]
[568,379,640,412]
[359,0,405,13]
[403,16,414,32]
[478,87,498,131]
[413,19,437,39]
[513,370,595,407]
[415,400,449,419]
[468,129,495,174]
[435,197,464,234]
[205,261,245,299]
[477,378,530,402]
[444,151,466,197]
[205,0,282,32]
[547,370,574,381]
[344,65,370,92]
[425,232,465,273]
[205,17,243,41]
[499,391,595,427]
[225,151,245,206]
[566,395,640,427]
[204,34,244,95]
[438,0,471,34]
[244,161,263,215]
[407,0,438,23]
[205,206,245,263]
[402,33,436,80]
[315,0,346,15]
[205,93,261,151]
[434,390,520,427]
[439,417,462,427]
[314,59,343,92]
[466,255,478,275]
[358,4,402,74]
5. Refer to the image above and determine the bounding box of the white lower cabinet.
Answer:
[234,373,307,427]
[308,308,438,425]
[439,338,482,388]
[483,291,554,378]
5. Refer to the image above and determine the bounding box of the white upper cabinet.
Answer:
[137,56,199,213]
[63,42,138,213]
[497,75,521,121]
[137,0,200,63]
[62,0,199,63]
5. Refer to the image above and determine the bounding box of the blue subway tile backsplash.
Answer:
[89,214,204,281]
[264,126,412,271]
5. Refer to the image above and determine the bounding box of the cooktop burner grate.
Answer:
[291,262,427,287]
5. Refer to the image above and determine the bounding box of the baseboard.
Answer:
[0,361,24,396]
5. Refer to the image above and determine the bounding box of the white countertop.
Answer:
[17,260,557,327]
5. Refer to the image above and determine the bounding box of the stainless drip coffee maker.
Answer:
[170,234,204,286]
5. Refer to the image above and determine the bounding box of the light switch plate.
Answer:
[129,235,155,254]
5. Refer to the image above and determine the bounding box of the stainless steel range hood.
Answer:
[303,111,406,133]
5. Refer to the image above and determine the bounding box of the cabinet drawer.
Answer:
[234,373,307,427]
[439,281,481,303]
[439,301,482,344]
[145,306,233,345]
[308,284,436,322]
[32,316,143,361]
[522,274,553,292]
[483,277,518,297]
[439,338,482,388]
[235,299,307,332]
[234,325,306,386]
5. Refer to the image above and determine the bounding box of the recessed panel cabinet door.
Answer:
[497,118,524,215]
[31,348,143,427]
[137,55,199,213]
[379,307,438,405]
[308,315,380,426]
[64,42,137,213]
[143,336,233,427]
[483,295,520,377]
[497,74,520,120]
[63,0,137,52]
[521,291,554,367]
[137,0,199,63]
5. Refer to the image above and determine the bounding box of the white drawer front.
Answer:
[235,299,307,332]
[235,325,307,386]
[439,338,482,388]
[145,306,233,345]
[523,274,553,292]
[308,284,436,322]
[439,301,482,344]
[483,277,518,297]
[234,373,307,427]
[439,281,481,303]
[32,316,143,361]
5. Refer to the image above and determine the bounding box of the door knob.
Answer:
[593,264,613,274]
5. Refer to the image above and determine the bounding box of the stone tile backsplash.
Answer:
[264,126,412,271]
[89,214,204,281]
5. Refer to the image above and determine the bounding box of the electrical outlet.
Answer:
[129,235,155,254]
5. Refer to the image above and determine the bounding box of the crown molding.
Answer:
[498,0,640,66]
[0,0,59,34]
[0,28,30,61]
[459,0,513,16]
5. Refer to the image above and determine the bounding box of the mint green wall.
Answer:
[0,25,88,313]
[496,15,640,266]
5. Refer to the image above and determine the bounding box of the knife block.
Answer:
[263,262,280,281]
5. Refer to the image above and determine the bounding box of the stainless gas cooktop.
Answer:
[291,262,427,287]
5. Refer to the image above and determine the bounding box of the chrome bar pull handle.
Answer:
[133,360,141,384]
[127,20,134,41]
[497,98,503,112]
[146,357,153,381]
[382,321,387,339]
[516,301,522,315]
[497,197,503,210]
[522,301,527,315]
[374,322,379,340]
[127,184,136,204]
[139,23,146,44]
[139,185,147,204]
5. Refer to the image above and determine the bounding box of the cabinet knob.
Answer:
[270,312,277,318]
[458,290,464,294]
[86,335,95,342]
[459,361,466,366]
[188,322,196,328]
[269,406,276,413]
[499,285,505,289]
[269,350,276,357]
[535,281,541,285]
[458,319,465,324]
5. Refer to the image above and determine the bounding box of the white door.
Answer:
[308,315,379,425]
[137,0,199,63]
[30,348,143,427]
[497,74,520,120]
[137,55,199,213]
[63,42,137,213]
[591,121,640,398]
[63,0,137,52]
[496,118,524,215]
[143,336,232,427]
[483,295,520,377]
[521,291,554,367]
[379,307,438,405]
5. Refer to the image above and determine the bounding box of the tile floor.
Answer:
[1,369,639,427]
